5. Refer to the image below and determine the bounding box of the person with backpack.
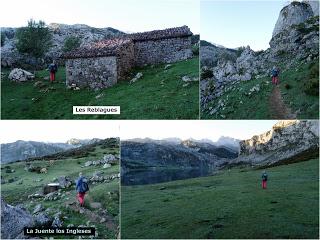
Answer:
[261,170,268,189]
[76,172,89,207]
[271,66,280,85]
[48,60,58,83]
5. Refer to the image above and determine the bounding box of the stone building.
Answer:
[63,26,193,89]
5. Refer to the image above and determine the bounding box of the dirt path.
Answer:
[269,85,296,119]
[65,200,118,232]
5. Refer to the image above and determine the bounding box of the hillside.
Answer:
[201,60,319,119]
[201,1,319,119]
[1,57,199,119]
[1,139,120,239]
[121,158,319,239]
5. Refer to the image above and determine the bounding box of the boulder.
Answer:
[8,68,35,82]
[1,198,34,239]
[84,161,93,167]
[129,72,143,84]
[58,176,72,188]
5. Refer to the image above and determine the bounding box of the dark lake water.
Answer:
[121,168,213,185]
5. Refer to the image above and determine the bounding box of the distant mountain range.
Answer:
[121,138,239,173]
[0,138,102,163]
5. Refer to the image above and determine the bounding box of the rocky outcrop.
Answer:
[272,1,314,37]
[1,198,34,239]
[235,120,319,167]
[1,23,123,68]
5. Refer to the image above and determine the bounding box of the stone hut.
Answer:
[63,26,193,89]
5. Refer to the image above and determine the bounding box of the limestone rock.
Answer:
[272,1,314,37]
[8,68,35,82]
[1,198,34,239]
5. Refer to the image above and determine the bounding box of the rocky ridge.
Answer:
[233,120,319,167]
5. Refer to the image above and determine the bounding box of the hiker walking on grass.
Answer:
[271,66,280,85]
[76,172,89,207]
[48,60,58,83]
[262,170,268,189]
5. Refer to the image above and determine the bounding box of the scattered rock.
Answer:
[95,93,104,99]
[33,204,44,214]
[34,212,52,227]
[90,202,102,209]
[58,176,72,188]
[103,163,111,169]
[164,64,172,70]
[84,161,93,167]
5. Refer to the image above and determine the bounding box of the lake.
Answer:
[121,167,213,185]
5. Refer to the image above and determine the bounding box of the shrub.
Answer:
[304,62,319,96]
[63,36,81,52]
[201,69,213,79]
[284,83,291,89]
[15,19,52,58]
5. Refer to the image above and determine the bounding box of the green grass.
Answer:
[1,57,199,119]
[201,60,319,119]
[121,158,319,239]
[1,144,119,239]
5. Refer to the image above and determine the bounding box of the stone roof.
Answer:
[127,25,193,41]
[63,26,192,59]
[63,38,132,59]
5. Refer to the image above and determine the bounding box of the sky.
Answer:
[201,0,289,50]
[0,120,120,143]
[0,0,200,34]
[1,120,278,143]
[121,120,278,141]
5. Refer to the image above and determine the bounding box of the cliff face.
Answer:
[236,120,319,167]
[272,1,314,37]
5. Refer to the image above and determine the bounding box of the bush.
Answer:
[63,36,81,52]
[1,31,5,46]
[192,45,199,56]
[201,69,214,79]
[15,19,52,58]
[304,62,319,96]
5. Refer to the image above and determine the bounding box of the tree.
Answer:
[63,36,81,52]
[15,19,52,58]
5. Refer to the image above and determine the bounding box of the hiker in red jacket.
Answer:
[262,170,268,189]
[271,66,280,85]
[76,172,89,207]
[48,60,58,83]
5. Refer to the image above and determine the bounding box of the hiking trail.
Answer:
[65,199,118,232]
[269,85,296,119]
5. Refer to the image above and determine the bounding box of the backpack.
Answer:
[79,179,89,193]
[271,69,278,77]
[49,64,57,73]
[262,173,268,181]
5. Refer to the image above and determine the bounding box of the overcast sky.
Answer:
[201,0,289,50]
[0,0,200,34]
[121,120,278,141]
[0,121,120,144]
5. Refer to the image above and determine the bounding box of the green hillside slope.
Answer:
[1,57,199,119]
[121,158,319,239]
[1,141,119,239]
